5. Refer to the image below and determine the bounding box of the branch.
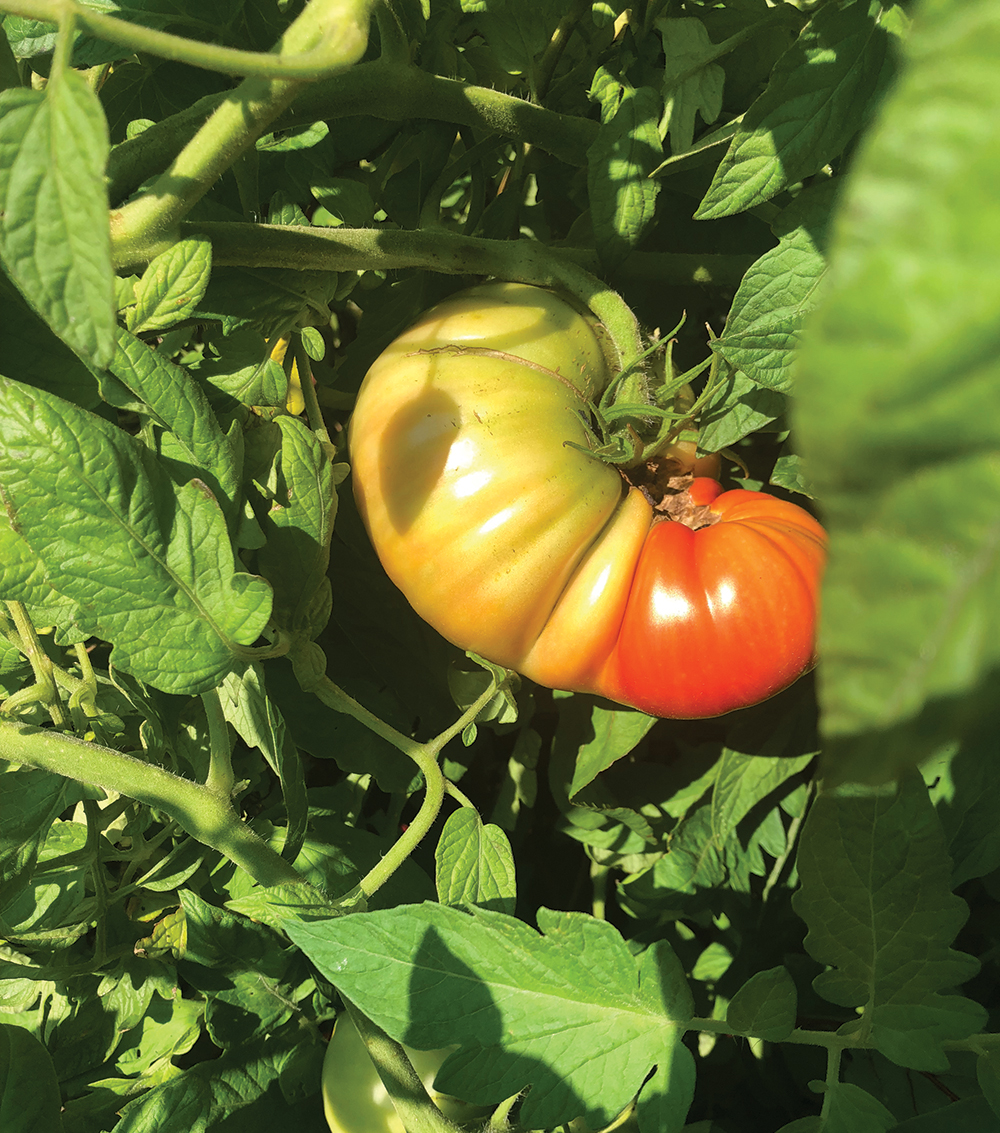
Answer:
[0,718,304,888]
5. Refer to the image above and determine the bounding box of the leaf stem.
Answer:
[201,687,235,798]
[345,1000,460,1133]
[292,641,501,898]
[0,718,304,887]
[4,602,68,729]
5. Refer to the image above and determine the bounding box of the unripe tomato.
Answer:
[322,1013,483,1133]
[349,283,826,718]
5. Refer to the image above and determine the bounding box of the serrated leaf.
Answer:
[697,369,787,453]
[110,327,241,533]
[795,0,1000,780]
[0,71,114,367]
[712,182,835,392]
[127,237,212,335]
[435,808,516,914]
[554,696,657,798]
[0,1023,64,1133]
[0,379,272,694]
[793,774,985,1071]
[255,417,344,641]
[588,77,662,271]
[710,737,815,848]
[221,664,308,864]
[287,904,693,1131]
[696,1,890,219]
[657,18,725,154]
[726,966,796,1041]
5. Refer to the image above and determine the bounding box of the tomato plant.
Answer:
[0,2,997,1133]
[350,282,826,719]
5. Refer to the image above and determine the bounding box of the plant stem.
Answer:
[292,641,501,898]
[107,61,598,205]
[4,601,68,729]
[109,0,374,266]
[345,1000,460,1133]
[184,221,659,364]
[0,718,304,887]
[0,0,372,80]
[201,687,235,798]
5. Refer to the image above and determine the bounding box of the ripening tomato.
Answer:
[322,1013,485,1133]
[349,283,826,718]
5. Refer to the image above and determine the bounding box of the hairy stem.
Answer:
[1,0,372,79]
[0,718,304,887]
[109,0,374,266]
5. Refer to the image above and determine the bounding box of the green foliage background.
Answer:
[1,1,999,1132]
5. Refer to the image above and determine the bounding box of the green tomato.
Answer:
[322,1013,485,1133]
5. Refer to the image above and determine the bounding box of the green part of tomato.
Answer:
[322,1013,484,1133]
[349,283,827,719]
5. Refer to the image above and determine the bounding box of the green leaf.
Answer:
[710,744,814,848]
[633,1042,696,1133]
[0,71,114,368]
[554,696,658,798]
[127,237,213,336]
[977,1049,1000,1121]
[696,1,890,219]
[255,417,344,641]
[198,327,288,407]
[795,0,1000,780]
[820,1082,895,1133]
[726,966,796,1041]
[0,763,72,922]
[657,18,725,154]
[0,266,101,408]
[0,1023,64,1133]
[287,904,694,1131]
[793,775,985,1071]
[221,664,308,864]
[588,75,662,271]
[110,327,241,533]
[0,379,272,695]
[697,369,787,453]
[711,180,835,393]
[435,808,517,914]
[924,722,1000,887]
[194,267,340,339]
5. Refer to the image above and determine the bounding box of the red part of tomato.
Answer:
[602,482,826,718]
[349,283,827,719]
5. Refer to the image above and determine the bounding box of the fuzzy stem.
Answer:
[109,0,374,266]
[0,718,304,887]
[345,1001,461,1133]
[183,221,656,366]
[0,0,372,80]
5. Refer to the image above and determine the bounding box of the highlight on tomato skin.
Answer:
[599,481,828,719]
[349,282,828,720]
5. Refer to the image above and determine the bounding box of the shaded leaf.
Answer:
[793,774,985,1071]
[726,966,796,1041]
[795,0,1000,780]
[287,904,693,1131]
[657,18,725,154]
[696,1,890,219]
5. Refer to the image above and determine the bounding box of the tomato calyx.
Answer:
[624,458,722,530]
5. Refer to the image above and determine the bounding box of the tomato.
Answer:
[349,282,826,718]
[322,1012,484,1133]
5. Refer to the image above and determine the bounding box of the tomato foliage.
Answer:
[0,3,998,1133]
